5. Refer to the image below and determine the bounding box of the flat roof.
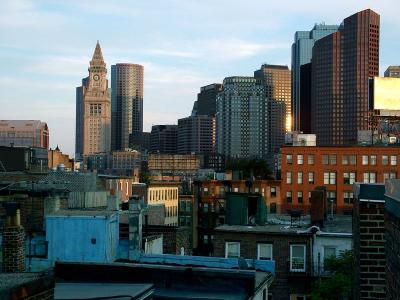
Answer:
[0,273,42,290]
[47,209,117,217]
[55,283,153,300]
[216,214,352,235]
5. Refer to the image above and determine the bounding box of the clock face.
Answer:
[93,74,100,81]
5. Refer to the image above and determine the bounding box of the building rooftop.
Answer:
[47,209,117,217]
[55,283,153,300]
[0,272,54,299]
[0,120,48,131]
[55,261,273,300]
[216,214,352,235]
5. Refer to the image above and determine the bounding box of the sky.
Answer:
[0,0,399,156]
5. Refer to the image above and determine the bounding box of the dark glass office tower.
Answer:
[311,9,380,145]
[291,24,339,130]
[111,63,144,150]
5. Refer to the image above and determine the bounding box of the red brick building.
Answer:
[281,146,400,213]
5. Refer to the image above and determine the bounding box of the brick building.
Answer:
[281,145,400,213]
[48,146,74,171]
[384,179,400,300]
[193,179,281,255]
[353,183,386,300]
[213,223,313,300]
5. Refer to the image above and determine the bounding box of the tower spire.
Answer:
[91,40,104,63]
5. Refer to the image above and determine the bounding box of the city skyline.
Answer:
[1,1,399,156]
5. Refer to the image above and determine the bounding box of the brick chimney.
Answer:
[2,202,25,272]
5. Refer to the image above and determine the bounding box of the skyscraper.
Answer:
[111,63,144,150]
[291,24,339,130]
[216,77,266,158]
[150,125,178,154]
[177,115,215,154]
[191,84,223,117]
[75,41,111,158]
[254,64,292,133]
[311,9,380,146]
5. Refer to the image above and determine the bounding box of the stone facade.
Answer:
[75,41,111,158]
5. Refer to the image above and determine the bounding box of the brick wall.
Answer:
[0,194,67,233]
[2,225,25,272]
[353,200,386,299]
[213,230,312,300]
[145,226,191,255]
[385,204,400,300]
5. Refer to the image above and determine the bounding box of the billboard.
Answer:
[372,77,400,110]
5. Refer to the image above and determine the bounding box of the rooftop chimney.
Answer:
[2,202,25,272]
[310,186,327,227]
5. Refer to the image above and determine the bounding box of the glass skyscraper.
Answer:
[291,24,339,131]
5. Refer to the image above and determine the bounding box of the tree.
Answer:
[226,158,273,180]
[310,250,353,300]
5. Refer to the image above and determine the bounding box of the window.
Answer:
[225,242,240,258]
[286,172,292,184]
[308,155,315,165]
[324,172,336,185]
[362,155,368,165]
[203,203,209,212]
[330,155,337,165]
[343,191,353,204]
[290,245,306,272]
[350,155,357,165]
[384,172,397,181]
[286,191,292,203]
[324,246,336,265]
[382,155,389,166]
[343,172,356,185]
[370,155,377,165]
[297,154,304,165]
[297,172,303,184]
[257,244,273,260]
[254,187,259,193]
[287,154,293,164]
[391,155,397,166]
[342,155,349,165]
[327,191,336,203]
[270,187,277,197]
[363,172,376,183]
[233,187,239,192]
[322,154,329,165]
[308,172,314,184]
[297,191,303,204]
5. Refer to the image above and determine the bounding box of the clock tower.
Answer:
[75,41,111,158]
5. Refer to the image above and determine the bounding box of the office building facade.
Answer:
[216,77,266,159]
[254,64,292,132]
[192,84,223,117]
[311,9,380,146]
[111,63,144,150]
[0,120,49,149]
[291,24,339,130]
[150,125,178,154]
[177,115,215,154]
[75,41,111,158]
[384,66,400,78]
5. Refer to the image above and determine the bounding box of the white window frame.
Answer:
[391,155,397,166]
[297,154,304,165]
[290,244,306,272]
[362,155,369,165]
[308,172,314,184]
[257,243,273,260]
[286,172,292,184]
[297,172,303,184]
[225,242,240,258]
